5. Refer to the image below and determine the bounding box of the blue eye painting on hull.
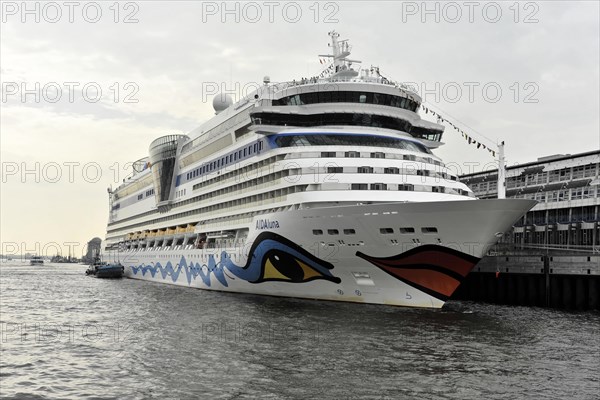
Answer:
[130,232,341,287]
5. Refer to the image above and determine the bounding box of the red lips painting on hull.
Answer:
[356,245,481,301]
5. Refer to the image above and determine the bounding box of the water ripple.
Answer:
[1,262,598,399]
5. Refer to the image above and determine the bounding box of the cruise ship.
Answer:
[104,32,535,308]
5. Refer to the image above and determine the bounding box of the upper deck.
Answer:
[105,32,464,242]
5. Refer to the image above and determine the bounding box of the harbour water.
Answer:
[1,262,598,399]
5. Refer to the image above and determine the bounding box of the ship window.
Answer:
[358,166,373,173]
[243,149,247,156]
[399,227,415,234]
[304,92,317,104]
[321,152,336,158]
[343,229,356,235]
[398,184,414,191]
[254,112,415,135]
[422,227,438,234]
[312,229,323,235]
[276,90,420,112]
[370,183,387,190]
[379,228,394,234]
[272,134,429,154]
[385,167,400,174]
[337,92,351,102]
[328,229,339,235]
[370,152,385,159]
[410,126,443,142]
[351,184,368,190]
[327,167,343,173]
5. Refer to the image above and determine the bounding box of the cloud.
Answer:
[1,1,598,247]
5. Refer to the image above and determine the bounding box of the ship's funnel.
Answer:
[148,135,188,211]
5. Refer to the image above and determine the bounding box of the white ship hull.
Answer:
[108,199,534,308]
[104,33,536,309]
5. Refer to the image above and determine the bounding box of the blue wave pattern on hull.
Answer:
[129,232,341,287]
[131,255,229,286]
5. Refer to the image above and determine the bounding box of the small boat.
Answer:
[30,256,44,266]
[86,257,124,278]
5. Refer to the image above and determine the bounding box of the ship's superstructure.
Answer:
[104,32,534,308]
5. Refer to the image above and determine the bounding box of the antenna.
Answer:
[318,32,360,80]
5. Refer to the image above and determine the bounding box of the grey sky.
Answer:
[1,1,599,256]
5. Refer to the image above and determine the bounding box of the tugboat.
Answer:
[85,256,124,278]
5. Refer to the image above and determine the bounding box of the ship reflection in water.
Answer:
[1,263,598,399]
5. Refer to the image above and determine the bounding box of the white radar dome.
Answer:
[213,93,233,114]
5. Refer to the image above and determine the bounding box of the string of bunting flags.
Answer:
[420,104,496,157]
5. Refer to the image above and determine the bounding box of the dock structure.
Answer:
[457,150,600,310]
[453,254,600,310]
